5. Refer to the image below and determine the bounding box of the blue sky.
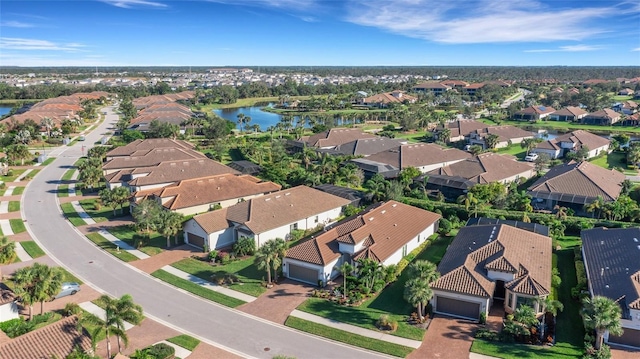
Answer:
[1,0,639,67]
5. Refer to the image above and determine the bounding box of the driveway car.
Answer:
[524,153,539,162]
[54,282,81,299]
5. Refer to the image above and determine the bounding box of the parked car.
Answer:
[78,135,85,141]
[54,282,81,299]
[524,153,539,162]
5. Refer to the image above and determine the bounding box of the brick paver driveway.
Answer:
[238,279,313,324]
[612,346,640,359]
[407,315,478,359]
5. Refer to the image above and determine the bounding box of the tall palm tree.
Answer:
[236,113,245,133]
[484,133,500,150]
[158,210,184,248]
[80,310,124,359]
[112,294,144,353]
[582,296,624,349]
[338,262,354,299]
[255,241,274,284]
[270,238,287,283]
[34,264,63,314]
[535,297,564,340]
[403,278,433,321]
[407,260,440,283]
[584,196,605,219]
[41,117,55,137]
[13,265,37,320]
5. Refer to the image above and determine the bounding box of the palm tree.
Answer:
[13,266,37,320]
[457,192,479,217]
[554,205,568,220]
[0,236,16,264]
[255,241,274,284]
[13,263,62,319]
[484,133,500,150]
[80,310,124,359]
[535,297,564,340]
[270,238,287,283]
[112,294,144,353]
[513,304,538,328]
[408,260,440,282]
[111,186,131,216]
[584,196,605,219]
[236,113,245,133]
[34,264,62,314]
[158,210,184,248]
[438,127,451,143]
[132,198,161,236]
[99,188,118,216]
[521,138,540,155]
[6,144,31,165]
[403,278,433,321]
[338,262,354,299]
[41,117,55,137]
[582,296,624,349]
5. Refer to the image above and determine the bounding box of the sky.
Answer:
[0,0,639,67]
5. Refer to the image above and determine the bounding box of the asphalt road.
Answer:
[22,107,389,359]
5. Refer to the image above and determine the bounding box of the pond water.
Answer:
[0,107,12,117]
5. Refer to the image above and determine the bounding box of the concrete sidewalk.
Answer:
[15,169,33,182]
[161,265,257,303]
[0,219,13,235]
[70,201,96,225]
[290,310,423,349]
[14,242,33,262]
[97,229,150,260]
[0,201,8,214]
[3,186,15,196]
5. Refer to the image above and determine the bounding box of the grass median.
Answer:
[9,219,26,234]
[85,233,139,262]
[285,316,414,358]
[151,269,245,308]
[8,201,20,212]
[167,335,201,351]
[20,241,46,258]
[60,203,86,226]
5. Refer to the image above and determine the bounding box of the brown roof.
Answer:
[584,109,620,120]
[446,119,489,138]
[193,207,230,233]
[0,315,91,359]
[126,158,239,187]
[141,174,281,210]
[106,139,194,158]
[472,125,535,142]
[550,106,588,117]
[413,82,451,90]
[300,128,377,148]
[432,224,552,298]
[286,201,441,265]
[528,161,624,202]
[102,147,206,171]
[516,106,556,116]
[365,143,471,169]
[362,91,417,105]
[535,130,610,153]
[428,152,534,184]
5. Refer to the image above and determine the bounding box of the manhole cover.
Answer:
[264,348,270,352]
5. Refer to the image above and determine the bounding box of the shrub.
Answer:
[475,328,499,341]
[233,236,255,256]
[438,218,452,235]
[63,303,82,317]
[479,311,487,324]
[375,314,397,331]
[145,342,175,359]
[207,250,218,262]
[219,253,230,265]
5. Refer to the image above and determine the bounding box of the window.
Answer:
[402,244,408,257]
[314,216,319,223]
[507,293,513,308]
[417,234,421,243]
[290,223,298,232]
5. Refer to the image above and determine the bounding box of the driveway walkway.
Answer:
[407,315,478,359]
[611,346,640,359]
[238,279,312,324]
[187,341,244,359]
[130,245,201,274]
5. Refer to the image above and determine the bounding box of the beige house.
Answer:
[533,130,610,160]
[468,125,535,149]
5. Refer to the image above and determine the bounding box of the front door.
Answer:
[494,280,506,300]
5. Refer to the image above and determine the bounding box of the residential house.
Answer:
[582,227,640,348]
[460,83,486,96]
[533,130,610,160]
[295,128,377,150]
[0,285,19,322]
[412,82,451,95]
[102,147,206,175]
[132,174,281,215]
[359,91,417,108]
[527,161,624,213]
[613,101,638,116]
[350,143,471,178]
[0,316,92,359]
[327,137,405,157]
[547,107,588,122]
[440,80,469,88]
[619,88,635,96]
[284,201,441,285]
[182,186,350,250]
[513,105,556,121]
[105,139,195,161]
[420,153,535,200]
[583,109,622,125]
[442,119,490,142]
[314,184,365,207]
[430,223,552,320]
[468,125,535,149]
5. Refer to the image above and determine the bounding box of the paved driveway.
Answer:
[407,315,478,359]
[238,279,313,324]
[611,346,640,359]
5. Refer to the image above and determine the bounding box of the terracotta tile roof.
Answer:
[102,147,206,171]
[413,82,451,90]
[141,174,281,210]
[527,161,624,202]
[365,143,471,169]
[433,224,551,298]
[286,201,440,265]
[332,137,404,156]
[584,109,621,120]
[446,119,489,138]
[550,106,588,117]
[0,315,91,359]
[362,91,417,105]
[517,106,556,115]
[581,227,640,315]
[106,139,195,158]
[535,130,610,154]
[193,207,230,233]
[300,128,377,148]
[428,152,534,184]
[471,125,535,143]
[126,158,239,187]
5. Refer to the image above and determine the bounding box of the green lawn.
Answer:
[79,198,129,223]
[25,169,40,180]
[151,269,245,308]
[108,225,166,256]
[11,187,25,195]
[612,95,633,101]
[481,117,640,135]
[59,267,83,284]
[589,151,637,175]
[41,157,55,166]
[60,203,86,227]
[61,169,76,182]
[8,201,20,212]
[496,145,527,160]
[166,335,201,351]
[171,256,267,297]
[285,317,414,358]
[20,241,46,258]
[395,131,427,143]
[9,219,26,234]
[85,233,139,262]
[57,184,69,197]
[3,169,26,182]
[471,339,582,359]
[296,235,454,341]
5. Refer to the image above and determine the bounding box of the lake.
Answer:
[0,107,12,117]
[213,104,288,132]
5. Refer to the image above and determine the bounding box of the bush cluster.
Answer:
[0,312,56,338]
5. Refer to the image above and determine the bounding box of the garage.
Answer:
[435,296,480,320]
[287,264,319,285]
[609,328,640,348]
[186,232,205,248]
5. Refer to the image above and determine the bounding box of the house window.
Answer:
[417,234,421,243]
[402,244,408,257]
[314,216,319,223]
[290,223,298,232]
[516,296,532,309]
[507,293,513,308]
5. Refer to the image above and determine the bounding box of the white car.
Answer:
[54,282,81,299]
[524,153,539,162]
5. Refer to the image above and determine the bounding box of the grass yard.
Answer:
[108,225,166,256]
[24,169,40,180]
[296,234,454,341]
[11,187,25,195]
[8,201,20,212]
[481,118,640,135]
[3,169,26,182]
[171,256,267,297]
[79,198,129,223]
[151,269,245,308]
[9,219,26,234]
[589,151,637,175]
[59,267,83,284]
[612,95,633,101]
[85,233,139,262]
[41,157,55,166]
[61,168,76,182]
[285,317,414,358]
[60,203,86,227]
[20,241,46,258]
[166,335,201,351]
[496,145,527,160]
[57,184,69,197]
[395,130,427,143]
[471,339,582,359]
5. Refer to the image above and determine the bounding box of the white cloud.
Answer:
[101,0,168,9]
[346,0,616,43]
[0,21,35,28]
[206,0,316,10]
[632,47,640,51]
[525,44,603,53]
[0,53,115,67]
[0,38,86,52]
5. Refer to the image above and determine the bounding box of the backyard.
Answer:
[589,151,637,175]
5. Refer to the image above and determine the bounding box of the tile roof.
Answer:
[427,152,533,184]
[332,137,404,156]
[126,158,239,187]
[517,106,556,115]
[413,82,451,90]
[0,315,92,359]
[535,130,610,153]
[106,139,195,157]
[300,128,377,148]
[550,106,588,117]
[581,227,640,315]
[433,224,551,298]
[527,161,624,203]
[364,143,471,169]
[471,125,535,142]
[362,91,417,105]
[446,119,489,138]
[286,201,441,265]
[193,207,230,233]
[584,109,621,120]
[102,147,206,170]
[139,174,281,210]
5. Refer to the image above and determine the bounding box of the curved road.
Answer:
[22,108,388,359]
